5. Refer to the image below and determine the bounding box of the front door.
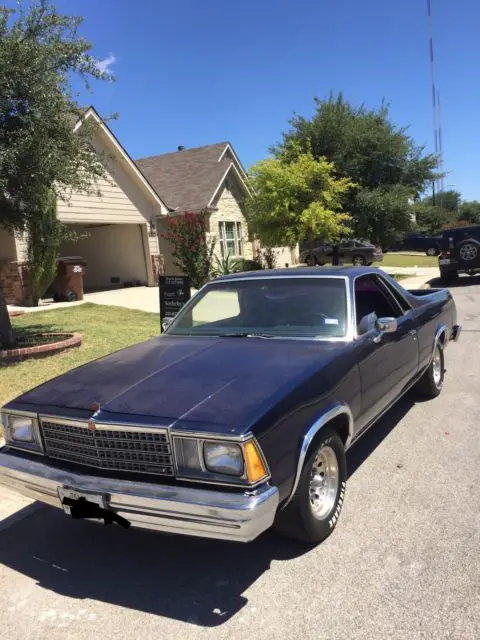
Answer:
[353,274,419,432]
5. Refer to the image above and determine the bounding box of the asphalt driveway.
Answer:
[0,277,479,639]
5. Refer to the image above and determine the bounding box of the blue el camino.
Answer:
[0,267,460,543]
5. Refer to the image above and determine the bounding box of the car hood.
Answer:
[8,335,347,435]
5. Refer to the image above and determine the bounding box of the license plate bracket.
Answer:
[58,486,107,516]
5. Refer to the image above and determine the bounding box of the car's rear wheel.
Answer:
[305,255,318,266]
[426,247,439,256]
[352,254,366,266]
[274,428,346,544]
[415,343,444,398]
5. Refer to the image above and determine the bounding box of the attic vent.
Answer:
[177,145,185,151]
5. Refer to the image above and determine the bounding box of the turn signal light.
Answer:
[244,440,268,483]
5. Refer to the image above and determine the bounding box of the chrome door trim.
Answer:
[281,402,354,510]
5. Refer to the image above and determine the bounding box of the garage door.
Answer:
[60,224,148,290]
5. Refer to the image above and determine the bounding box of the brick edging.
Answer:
[0,333,82,363]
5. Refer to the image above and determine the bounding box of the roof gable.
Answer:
[136,142,250,213]
[74,107,170,213]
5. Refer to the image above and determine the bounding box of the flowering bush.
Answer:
[161,213,215,288]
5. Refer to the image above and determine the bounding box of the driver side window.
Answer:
[355,275,403,335]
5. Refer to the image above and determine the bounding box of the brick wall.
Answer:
[0,261,29,305]
[208,185,254,260]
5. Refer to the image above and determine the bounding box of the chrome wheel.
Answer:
[352,255,366,266]
[459,243,478,261]
[432,345,442,387]
[426,247,437,256]
[309,446,339,520]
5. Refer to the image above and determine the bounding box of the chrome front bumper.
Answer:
[0,449,279,542]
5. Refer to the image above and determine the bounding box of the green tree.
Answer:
[247,151,354,255]
[0,0,111,345]
[412,203,456,235]
[423,190,461,213]
[458,200,480,224]
[275,93,439,246]
[26,188,63,306]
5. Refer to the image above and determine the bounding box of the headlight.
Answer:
[2,412,42,451]
[203,442,243,476]
[172,435,269,486]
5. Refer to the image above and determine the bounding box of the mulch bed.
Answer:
[8,310,25,318]
[0,332,82,363]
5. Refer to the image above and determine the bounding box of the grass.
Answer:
[0,303,159,407]
[376,253,438,268]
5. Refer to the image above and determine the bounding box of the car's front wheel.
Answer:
[415,343,444,398]
[274,428,346,544]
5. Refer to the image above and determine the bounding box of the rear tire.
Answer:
[426,247,439,256]
[305,255,318,266]
[415,343,444,398]
[274,428,346,544]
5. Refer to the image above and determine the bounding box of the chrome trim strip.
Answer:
[0,451,279,542]
[282,402,354,510]
[40,415,170,435]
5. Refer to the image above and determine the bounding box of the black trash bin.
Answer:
[53,257,87,302]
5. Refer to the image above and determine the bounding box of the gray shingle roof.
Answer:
[136,142,231,213]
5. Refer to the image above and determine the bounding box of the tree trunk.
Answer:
[0,284,14,347]
[332,244,340,266]
[308,233,315,265]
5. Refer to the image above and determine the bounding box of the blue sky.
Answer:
[25,1,480,198]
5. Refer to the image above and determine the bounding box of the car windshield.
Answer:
[166,277,348,339]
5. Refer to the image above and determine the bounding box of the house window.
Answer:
[219,221,244,257]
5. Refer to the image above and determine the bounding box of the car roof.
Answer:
[215,266,377,282]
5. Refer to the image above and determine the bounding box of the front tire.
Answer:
[415,343,444,398]
[274,428,346,544]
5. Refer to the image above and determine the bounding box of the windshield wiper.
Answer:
[221,332,276,339]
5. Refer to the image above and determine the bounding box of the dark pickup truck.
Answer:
[438,225,480,282]
[0,268,460,544]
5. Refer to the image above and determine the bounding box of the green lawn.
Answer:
[376,253,438,268]
[0,303,159,407]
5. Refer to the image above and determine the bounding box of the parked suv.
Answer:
[438,225,480,282]
[299,239,383,266]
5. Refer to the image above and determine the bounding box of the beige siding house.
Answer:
[0,107,169,304]
[137,142,298,275]
[0,110,297,306]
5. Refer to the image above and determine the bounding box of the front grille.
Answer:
[40,419,174,476]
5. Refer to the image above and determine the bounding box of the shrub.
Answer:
[161,213,215,288]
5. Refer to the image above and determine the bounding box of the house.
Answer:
[137,143,298,273]
[0,107,169,305]
[0,108,297,306]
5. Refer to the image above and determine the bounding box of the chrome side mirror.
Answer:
[374,317,397,342]
[162,317,175,332]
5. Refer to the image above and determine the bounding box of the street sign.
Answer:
[159,275,190,332]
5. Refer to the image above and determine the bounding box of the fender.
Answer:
[281,401,354,510]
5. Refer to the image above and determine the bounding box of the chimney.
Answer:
[177,145,185,151]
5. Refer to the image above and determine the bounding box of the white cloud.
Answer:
[96,54,116,73]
